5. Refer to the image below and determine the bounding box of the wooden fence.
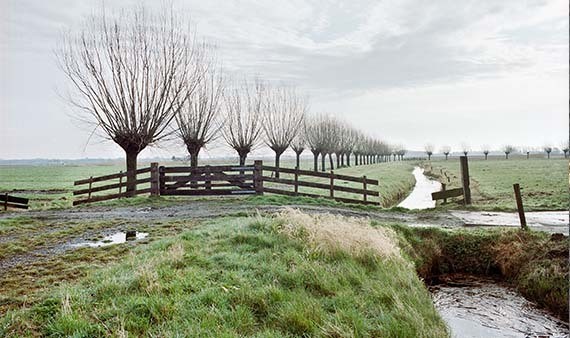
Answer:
[262,164,379,205]
[1,193,29,210]
[73,160,380,206]
[73,166,154,206]
[430,156,471,205]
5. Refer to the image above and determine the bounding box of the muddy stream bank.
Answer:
[396,168,569,336]
[429,274,569,338]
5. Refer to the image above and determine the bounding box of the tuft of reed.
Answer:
[275,208,402,261]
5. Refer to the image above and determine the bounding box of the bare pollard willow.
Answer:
[503,145,515,159]
[482,145,490,160]
[263,85,307,177]
[424,144,434,160]
[441,146,451,160]
[58,6,205,194]
[176,61,224,167]
[290,129,306,169]
[305,114,329,172]
[222,79,265,166]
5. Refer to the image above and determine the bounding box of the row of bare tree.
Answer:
[59,6,401,193]
[424,143,569,160]
[302,115,404,173]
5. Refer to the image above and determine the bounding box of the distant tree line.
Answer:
[422,142,568,160]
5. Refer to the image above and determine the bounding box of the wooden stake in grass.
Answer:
[513,183,527,230]
[460,156,471,205]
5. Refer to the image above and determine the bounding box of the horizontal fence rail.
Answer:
[159,163,259,196]
[1,193,29,210]
[73,165,155,206]
[261,166,379,185]
[73,161,380,206]
[261,165,380,205]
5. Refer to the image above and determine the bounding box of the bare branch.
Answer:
[176,56,223,167]
[221,78,265,165]
[58,5,205,192]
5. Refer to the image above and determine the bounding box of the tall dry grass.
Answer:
[275,208,402,260]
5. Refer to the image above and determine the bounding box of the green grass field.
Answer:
[0,158,416,210]
[424,157,568,211]
[1,156,566,211]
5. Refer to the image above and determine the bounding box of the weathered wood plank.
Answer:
[3,202,29,209]
[431,188,463,200]
[263,187,379,206]
[163,182,251,189]
[162,166,255,173]
[0,194,29,205]
[72,188,152,206]
[264,176,379,196]
[162,174,254,183]
[73,177,152,196]
[460,156,471,205]
[262,166,378,185]
[160,189,256,196]
[513,183,527,230]
[74,167,151,186]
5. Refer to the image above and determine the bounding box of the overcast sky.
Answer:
[1,0,568,160]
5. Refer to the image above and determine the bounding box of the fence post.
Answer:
[205,165,212,190]
[459,156,471,205]
[150,162,160,197]
[88,176,93,200]
[254,160,263,195]
[3,193,7,211]
[294,167,299,195]
[329,171,334,198]
[513,183,527,230]
[118,171,123,195]
[362,176,367,202]
[441,183,447,204]
[159,166,165,194]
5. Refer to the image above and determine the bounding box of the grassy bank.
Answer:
[1,213,448,337]
[424,157,567,211]
[388,224,569,319]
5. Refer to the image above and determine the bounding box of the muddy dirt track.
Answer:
[1,199,567,231]
[0,200,567,273]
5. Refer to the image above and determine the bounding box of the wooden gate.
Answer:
[159,161,262,196]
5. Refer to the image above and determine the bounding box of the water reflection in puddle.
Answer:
[430,274,569,338]
[398,167,441,210]
[73,231,148,248]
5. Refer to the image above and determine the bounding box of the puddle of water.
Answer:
[430,274,569,338]
[398,167,442,210]
[451,211,569,235]
[73,231,148,248]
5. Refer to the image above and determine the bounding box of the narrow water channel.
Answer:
[398,168,569,336]
[398,167,441,209]
[430,274,569,338]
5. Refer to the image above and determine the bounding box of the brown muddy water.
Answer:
[429,274,569,338]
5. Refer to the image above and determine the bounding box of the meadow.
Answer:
[424,156,568,211]
[1,155,566,212]
[0,157,416,210]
